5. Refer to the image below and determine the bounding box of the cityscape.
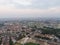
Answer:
[0,0,60,45]
[0,18,60,45]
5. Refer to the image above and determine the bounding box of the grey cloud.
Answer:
[0,0,60,9]
[31,0,60,9]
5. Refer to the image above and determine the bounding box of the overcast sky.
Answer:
[0,0,60,18]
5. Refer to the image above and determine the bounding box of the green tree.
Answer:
[24,42,40,45]
[0,38,2,45]
[9,37,13,45]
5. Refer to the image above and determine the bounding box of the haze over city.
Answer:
[0,0,60,45]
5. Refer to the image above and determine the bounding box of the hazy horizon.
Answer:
[0,0,60,18]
